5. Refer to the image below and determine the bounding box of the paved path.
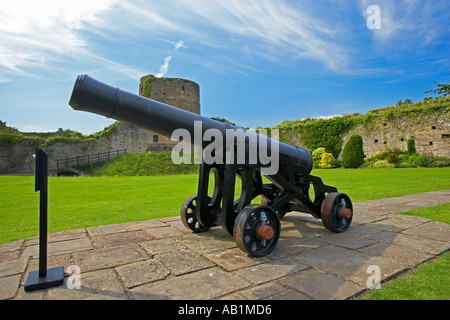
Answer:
[1,190,449,300]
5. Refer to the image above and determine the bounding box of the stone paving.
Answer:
[0,190,449,300]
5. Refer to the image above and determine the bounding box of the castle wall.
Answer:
[339,110,449,159]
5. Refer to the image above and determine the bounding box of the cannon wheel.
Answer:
[180,194,211,233]
[234,205,280,257]
[321,192,353,233]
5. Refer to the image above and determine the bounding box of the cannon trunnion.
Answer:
[69,75,353,257]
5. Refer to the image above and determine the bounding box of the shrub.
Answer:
[312,147,326,162]
[372,160,394,168]
[342,134,365,168]
[407,138,416,154]
[386,153,399,164]
[312,147,325,168]
[318,152,336,169]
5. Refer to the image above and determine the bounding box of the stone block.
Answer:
[115,259,170,288]
[155,249,214,276]
[131,267,251,300]
[203,248,270,272]
[73,244,149,273]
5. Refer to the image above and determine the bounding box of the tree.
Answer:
[407,138,416,154]
[342,134,365,168]
[425,79,450,97]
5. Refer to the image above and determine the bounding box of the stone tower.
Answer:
[139,75,200,114]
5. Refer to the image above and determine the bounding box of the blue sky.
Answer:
[0,0,449,134]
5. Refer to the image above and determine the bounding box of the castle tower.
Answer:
[139,75,200,114]
[137,75,200,143]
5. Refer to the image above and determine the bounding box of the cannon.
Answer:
[69,75,353,257]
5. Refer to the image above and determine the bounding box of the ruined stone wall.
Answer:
[339,110,449,159]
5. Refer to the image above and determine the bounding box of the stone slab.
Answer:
[269,236,323,259]
[277,268,364,300]
[402,221,450,242]
[0,256,28,278]
[178,234,237,255]
[0,274,22,300]
[0,240,23,262]
[357,242,433,267]
[87,224,128,237]
[366,230,450,255]
[46,269,129,300]
[26,228,87,245]
[73,244,149,273]
[115,259,170,288]
[90,230,152,249]
[144,226,183,239]
[139,238,186,256]
[234,282,287,300]
[155,249,215,276]
[121,219,167,231]
[233,257,309,285]
[317,233,376,250]
[292,245,405,287]
[22,237,93,258]
[203,247,270,272]
[370,214,430,232]
[130,267,251,300]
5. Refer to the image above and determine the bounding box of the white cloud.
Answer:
[0,75,11,83]
[359,0,449,45]
[0,0,117,77]
[155,56,172,78]
[174,40,185,50]
[116,0,351,72]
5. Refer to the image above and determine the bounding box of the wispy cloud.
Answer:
[0,0,118,79]
[359,0,449,45]
[125,0,350,72]
[155,56,172,78]
[0,75,11,83]
[1,0,448,82]
[174,40,185,50]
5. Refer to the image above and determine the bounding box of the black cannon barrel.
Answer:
[69,75,313,173]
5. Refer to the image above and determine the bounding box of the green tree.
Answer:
[426,79,450,97]
[342,134,365,168]
[407,138,416,154]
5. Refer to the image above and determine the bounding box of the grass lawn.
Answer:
[0,167,449,244]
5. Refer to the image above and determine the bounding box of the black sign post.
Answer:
[24,148,64,292]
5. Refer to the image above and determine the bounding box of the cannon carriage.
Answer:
[69,75,353,257]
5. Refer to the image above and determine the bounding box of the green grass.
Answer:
[312,167,450,203]
[0,175,197,244]
[398,202,450,224]
[0,167,449,244]
[360,251,450,300]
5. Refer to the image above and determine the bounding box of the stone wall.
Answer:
[339,110,449,159]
